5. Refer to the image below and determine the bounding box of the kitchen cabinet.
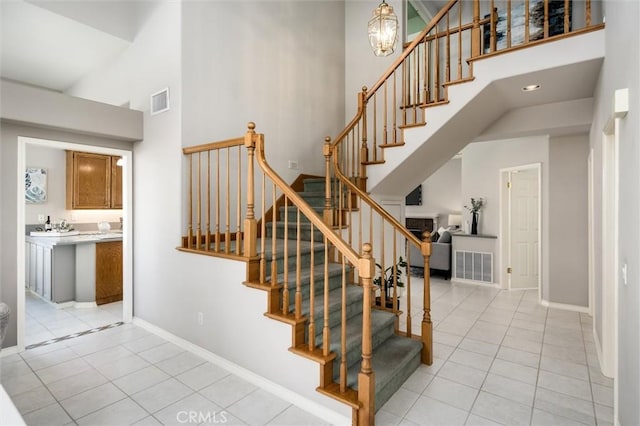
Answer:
[25,240,75,303]
[95,241,123,305]
[66,151,122,209]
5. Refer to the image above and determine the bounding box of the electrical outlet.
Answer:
[37,214,45,224]
[288,160,299,170]
[197,312,204,326]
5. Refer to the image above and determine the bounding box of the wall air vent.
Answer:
[150,88,170,115]
[454,250,493,283]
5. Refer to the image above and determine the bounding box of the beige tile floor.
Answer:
[1,278,613,425]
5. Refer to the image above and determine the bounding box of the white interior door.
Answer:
[509,169,539,290]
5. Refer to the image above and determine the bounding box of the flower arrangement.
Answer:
[464,197,484,213]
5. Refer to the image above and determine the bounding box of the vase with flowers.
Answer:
[464,197,484,234]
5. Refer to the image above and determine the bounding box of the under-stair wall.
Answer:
[366,30,605,196]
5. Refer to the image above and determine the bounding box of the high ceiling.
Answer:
[0,0,156,92]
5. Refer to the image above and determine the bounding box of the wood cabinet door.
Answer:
[95,241,123,305]
[68,152,111,209]
[111,156,123,209]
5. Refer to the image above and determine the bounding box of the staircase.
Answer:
[178,0,605,423]
[266,177,423,410]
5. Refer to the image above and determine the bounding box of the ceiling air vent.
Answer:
[150,88,170,115]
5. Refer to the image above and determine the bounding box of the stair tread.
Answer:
[302,284,363,321]
[272,262,344,286]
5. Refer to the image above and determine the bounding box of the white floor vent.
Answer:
[454,250,493,283]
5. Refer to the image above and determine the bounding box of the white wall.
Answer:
[548,134,589,306]
[589,1,640,423]
[181,1,345,182]
[405,158,461,220]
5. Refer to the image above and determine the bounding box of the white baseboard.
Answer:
[73,302,98,309]
[540,299,590,313]
[132,317,351,426]
[0,385,25,426]
[0,346,19,358]
[451,278,501,289]
[593,325,607,376]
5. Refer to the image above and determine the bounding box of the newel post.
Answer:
[243,123,258,259]
[357,243,376,426]
[471,0,481,58]
[323,137,334,227]
[421,231,433,365]
[359,87,369,192]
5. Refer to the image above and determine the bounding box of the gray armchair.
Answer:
[408,231,452,279]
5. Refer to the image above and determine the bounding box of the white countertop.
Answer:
[26,231,123,246]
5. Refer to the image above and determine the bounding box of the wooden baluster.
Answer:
[392,228,399,331]
[187,154,193,249]
[383,81,388,146]
[308,224,316,351]
[435,24,440,101]
[525,0,530,43]
[421,232,433,365]
[458,1,463,79]
[544,0,549,38]
[323,137,333,227]
[322,237,330,356]
[490,1,496,52]
[260,173,266,283]
[413,49,418,123]
[340,257,347,393]
[357,243,375,426]
[471,0,481,57]
[406,238,412,338]
[347,185,353,248]
[564,0,570,33]
[283,196,289,315]
[393,71,398,143]
[380,215,386,310]
[271,183,278,286]
[446,11,451,84]
[196,152,202,249]
[215,150,220,252]
[402,61,407,125]
[373,93,377,162]
[244,124,257,257]
[423,37,429,104]
[295,209,302,319]
[359,87,368,187]
[206,151,211,250]
[507,0,512,48]
[586,0,591,26]
[225,148,231,253]
[236,146,242,255]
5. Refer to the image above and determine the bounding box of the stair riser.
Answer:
[329,319,396,379]
[298,293,365,340]
[298,195,325,208]
[265,224,326,242]
[278,206,322,224]
[375,352,421,409]
[265,247,326,274]
[283,270,346,300]
[303,180,328,193]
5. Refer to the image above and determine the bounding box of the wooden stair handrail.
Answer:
[248,123,361,267]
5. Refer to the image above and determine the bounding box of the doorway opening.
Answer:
[499,164,541,295]
[16,136,133,351]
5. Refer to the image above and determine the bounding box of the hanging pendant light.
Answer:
[368,0,398,57]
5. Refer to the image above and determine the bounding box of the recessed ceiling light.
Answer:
[522,84,541,92]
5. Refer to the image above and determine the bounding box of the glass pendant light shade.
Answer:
[368,1,398,57]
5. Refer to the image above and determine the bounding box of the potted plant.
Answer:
[464,197,484,234]
[373,257,407,309]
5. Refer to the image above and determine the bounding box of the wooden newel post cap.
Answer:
[247,122,256,131]
[360,243,375,279]
[323,137,332,156]
[421,231,432,257]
